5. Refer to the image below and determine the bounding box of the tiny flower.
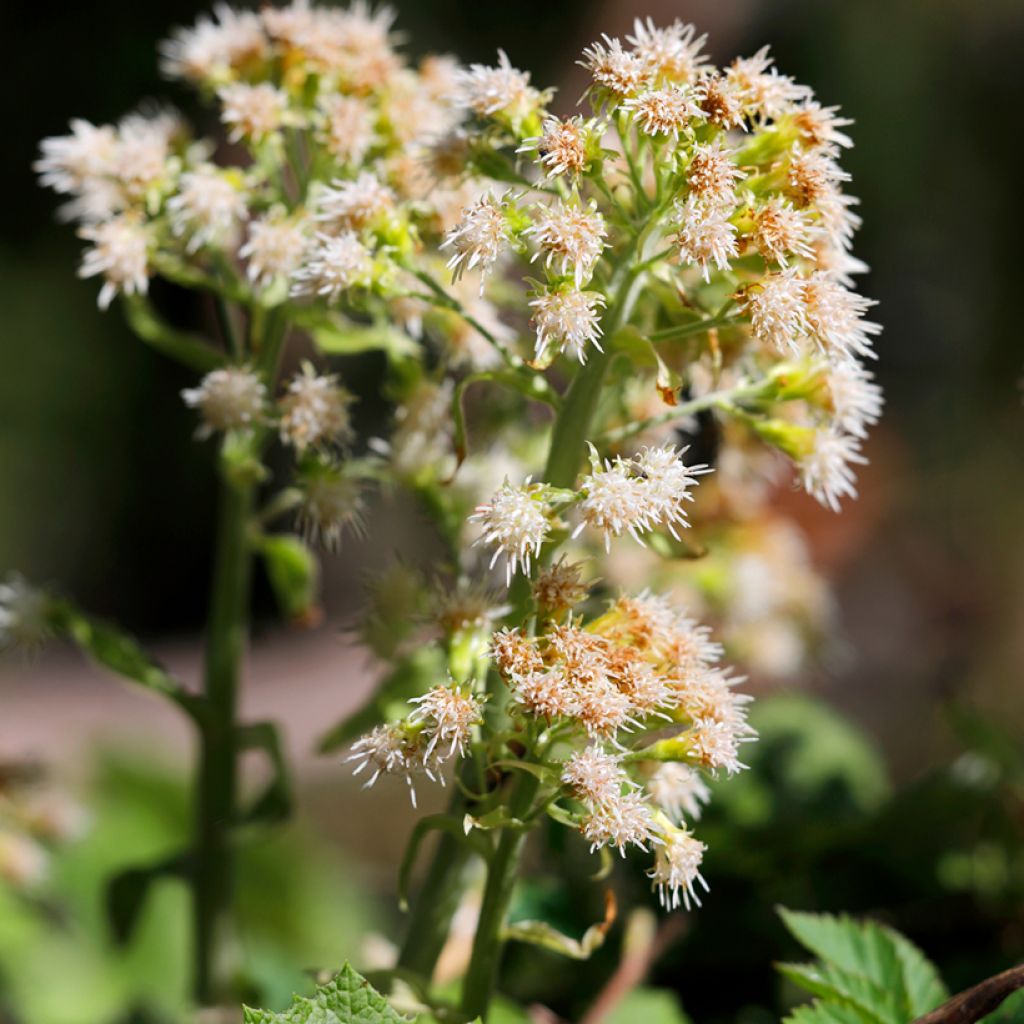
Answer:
[160,4,267,84]
[78,214,150,310]
[491,627,544,678]
[574,453,652,550]
[580,36,649,100]
[111,111,179,200]
[649,824,708,909]
[453,50,542,123]
[627,18,710,84]
[0,575,51,653]
[725,46,811,121]
[623,86,698,138]
[296,460,366,550]
[802,272,881,360]
[633,445,712,539]
[181,366,266,437]
[441,192,513,290]
[518,116,592,178]
[240,213,308,288]
[686,141,743,208]
[347,722,432,807]
[35,119,118,196]
[409,683,483,759]
[574,678,637,740]
[167,167,247,252]
[741,269,808,355]
[533,557,590,613]
[290,231,374,302]
[792,101,854,151]
[787,147,850,207]
[799,426,866,512]
[469,480,552,585]
[526,199,607,287]
[674,197,738,282]
[219,82,289,142]
[825,358,884,438]
[695,73,745,129]
[687,717,752,775]
[752,197,813,267]
[318,95,376,167]
[529,288,606,364]
[313,172,395,232]
[677,667,754,732]
[581,790,657,855]
[514,669,580,720]
[647,763,711,823]
[562,747,629,805]
[279,363,355,451]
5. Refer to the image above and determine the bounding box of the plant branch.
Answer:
[912,965,1024,1024]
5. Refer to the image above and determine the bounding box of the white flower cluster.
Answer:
[491,590,753,910]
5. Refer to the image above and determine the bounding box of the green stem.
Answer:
[648,311,741,343]
[193,467,254,1005]
[460,774,540,1020]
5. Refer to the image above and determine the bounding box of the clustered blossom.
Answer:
[487,590,753,907]
[348,682,483,806]
[278,364,354,451]
[575,445,712,551]
[529,288,606,364]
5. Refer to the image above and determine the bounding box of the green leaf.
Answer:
[778,908,947,1024]
[601,988,692,1024]
[785,1003,874,1024]
[258,534,321,624]
[243,963,411,1023]
[503,891,616,961]
[318,647,446,753]
[48,600,207,724]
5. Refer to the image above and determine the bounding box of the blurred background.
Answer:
[3,1,1023,1022]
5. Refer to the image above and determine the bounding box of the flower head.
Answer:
[296,459,366,550]
[313,172,396,233]
[526,199,607,287]
[825,358,883,438]
[519,116,592,178]
[623,86,698,138]
[181,367,266,437]
[581,790,656,855]
[753,197,813,268]
[167,167,247,252]
[469,480,552,584]
[219,82,289,142]
[78,215,149,309]
[647,763,711,822]
[290,231,374,301]
[741,269,808,355]
[627,18,709,84]
[441,193,510,288]
[686,141,743,208]
[279,363,355,451]
[649,824,707,909]
[409,683,483,759]
[530,288,606,364]
[580,36,649,100]
[799,426,866,512]
[562,747,629,805]
[802,272,881,359]
[674,197,738,281]
[318,95,376,166]
[160,4,266,83]
[454,50,542,124]
[240,213,308,288]
[533,557,590,613]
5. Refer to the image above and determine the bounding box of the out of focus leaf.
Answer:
[107,851,188,946]
[237,721,292,826]
[601,988,692,1024]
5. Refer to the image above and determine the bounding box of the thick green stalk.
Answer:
[459,774,540,1020]
[193,467,254,1004]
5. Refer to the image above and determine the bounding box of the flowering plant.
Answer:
[23,2,883,1019]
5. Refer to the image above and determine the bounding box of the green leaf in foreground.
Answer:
[243,963,410,1023]
[778,907,947,1024]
